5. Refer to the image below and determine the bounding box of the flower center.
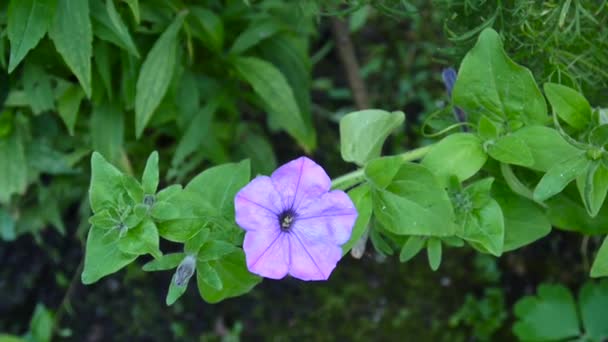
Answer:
[278,209,297,231]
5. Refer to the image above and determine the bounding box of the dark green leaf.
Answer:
[189,7,223,52]
[23,63,54,114]
[578,281,608,340]
[0,208,16,241]
[591,237,608,277]
[56,84,84,135]
[0,123,28,204]
[90,101,124,166]
[229,19,281,55]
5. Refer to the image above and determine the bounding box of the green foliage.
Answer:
[513,281,608,341]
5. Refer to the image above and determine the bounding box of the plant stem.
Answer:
[331,145,434,190]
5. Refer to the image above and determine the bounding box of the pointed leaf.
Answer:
[544,83,591,130]
[81,226,138,284]
[399,236,425,262]
[427,238,442,271]
[142,151,159,194]
[591,236,608,278]
[534,153,589,201]
[487,134,534,167]
[57,84,84,135]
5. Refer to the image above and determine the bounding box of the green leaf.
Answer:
[233,56,315,152]
[477,115,499,140]
[229,19,281,55]
[578,281,608,340]
[548,192,608,235]
[591,236,608,277]
[184,229,210,255]
[0,208,16,241]
[513,284,580,341]
[185,160,250,217]
[342,184,372,255]
[7,0,56,73]
[23,63,54,114]
[90,101,124,166]
[122,0,139,23]
[143,252,184,271]
[0,123,28,204]
[29,303,53,342]
[48,0,92,97]
[544,83,591,130]
[198,240,239,262]
[493,184,551,252]
[453,28,547,125]
[421,133,487,186]
[459,199,504,256]
[589,124,608,148]
[196,251,261,303]
[89,152,124,212]
[57,84,84,135]
[576,163,608,217]
[511,125,581,172]
[166,275,188,306]
[340,109,405,166]
[93,40,113,99]
[90,0,138,58]
[118,219,161,259]
[487,134,534,167]
[81,225,138,284]
[370,228,393,255]
[534,153,589,201]
[399,236,425,262]
[172,100,219,167]
[105,0,139,57]
[197,261,222,290]
[427,238,442,271]
[122,174,143,204]
[366,157,456,237]
[135,13,185,138]
[151,201,179,221]
[142,151,159,195]
[189,7,223,52]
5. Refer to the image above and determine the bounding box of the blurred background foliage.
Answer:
[0,0,607,340]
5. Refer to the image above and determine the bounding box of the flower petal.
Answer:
[270,157,331,211]
[243,230,290,279]
[288,230,342,281]
[295,190,358,245]
[235,176,282,232]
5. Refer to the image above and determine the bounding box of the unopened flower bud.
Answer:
[174,255,196,286]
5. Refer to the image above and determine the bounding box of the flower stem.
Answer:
[331,144,434,190]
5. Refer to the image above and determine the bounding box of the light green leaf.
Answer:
[198,240,239,262]
[544,83,591,130]
[135,13,185,138]
[23,63,54,114]
[29,303,53,342]
[513,284,580,341]
[230,19,282,55]
[399,236,425,262]
[487,134,534,167]
[196,251,261,303]
[427,238,442,271]
[342,184,372,255]
[233,56,315,152]
[511,125,581,172]
[340,109,405,166]
[591,236,608,277]
[579,281,608,340]
[81,225,138,284]
[534,153,589,201]
[576,163,608,217]
[166,275,188,306]
[0,122,28,204]
[7,0,56,73]
[57,84,84,135]
[459,199,504,256]
[90,101,124,166]
[143,252,184,271]
[118,219,161,259]
[197,261,222,290]
[151,201,179,221]
[142,151,159,195]
[49,0,92,97]
[453,28,547,125]
[477,115,499,140]
[422,133,487,186]
[89,152,124,212]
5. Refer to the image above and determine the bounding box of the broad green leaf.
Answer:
[196,251,261,303]
[453,28,547,125]
[142,151,159,195]
[198,240,239,262]
[366,157,456,236]
[340,110,405,166]
[230,19,281,55]
[49,0,92,97]
[184,229,210,255]
[421,133,487,186]
[23,63,54,114]
[513,284,580,341]
[544,83,591,130]
[89,152,123,212]
[342,184,372,255]
[459,199,504,256]
[89,210,117,229]
[166,275,187,306]
[117,219,161,259]
[493,184,551,251]
[151,201,179,221]
[534,153,589,201]
[157,184,182,202]
[7,0,56,72]
[233,56,315,152]
[90,101,124,166]
[477,115,499,140]
[81,225,138,284]
[57,84,84,135]
[511,125,581,172]
[29,304,53,342]
[135,13,185,137]
[157,218,207,243]
[465,177,494,209]
[427,238,442,271]
[487,134,534,167]
[591,237,608,277]
[399,236,425,262]
[189,7,223,52]
[578,281,608,340]
[0,123,28,204]
[143,252,184,271]
[197,261,222,290]
[185,160,250,217]
[577,163,608,218]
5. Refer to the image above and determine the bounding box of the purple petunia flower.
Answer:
[234,157,358,281]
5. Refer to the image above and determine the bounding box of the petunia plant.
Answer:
[81,27,608,305]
